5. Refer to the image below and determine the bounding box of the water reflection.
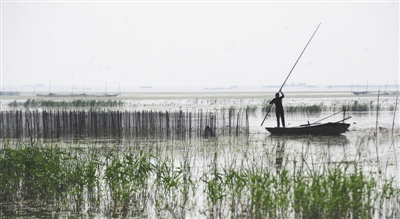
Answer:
[268,134,349,146]
[275,139,285,174]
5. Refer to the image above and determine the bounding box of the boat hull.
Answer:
[265,123,350,135]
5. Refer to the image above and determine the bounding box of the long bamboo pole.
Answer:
[261,23,321,126]
[300,110,343,126]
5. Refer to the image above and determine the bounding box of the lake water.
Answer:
[1,88,399,218]
[1,89,399,171]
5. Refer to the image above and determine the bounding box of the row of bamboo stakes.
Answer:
[0,109,249,140]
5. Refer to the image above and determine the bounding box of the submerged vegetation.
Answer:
[0,136,399,218]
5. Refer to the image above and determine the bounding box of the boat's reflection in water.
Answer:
[270,134,349,174]
[268,134,349,146]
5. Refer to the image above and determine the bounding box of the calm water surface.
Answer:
[1,90,399,218]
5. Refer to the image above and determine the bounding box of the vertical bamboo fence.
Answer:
[0,109,249,140]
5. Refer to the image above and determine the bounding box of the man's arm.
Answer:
[269,99,275,104]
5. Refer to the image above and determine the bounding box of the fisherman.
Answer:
[269,90,285,128]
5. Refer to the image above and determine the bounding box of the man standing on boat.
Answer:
[269,90,285,128]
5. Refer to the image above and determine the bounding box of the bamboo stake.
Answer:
[375,88,380,164]
[392,95,398,137]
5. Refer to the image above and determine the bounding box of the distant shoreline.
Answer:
[2,90,398,102]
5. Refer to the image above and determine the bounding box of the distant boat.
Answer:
[36,93,119,97]
[36,93,57,97]
[36,82,120,97]
[265,122,350,135]
[352,91,370,95]
[352,81,369,95]
[100,93,119,97]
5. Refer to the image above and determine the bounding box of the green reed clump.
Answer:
[222,168,248,218]
[154,157,181,202]
[247,169,279,218]
[262,103,324,114]
[0,141,69,202]
[260,99,396,114]
[345,100,370,111]
[8,100,19,107]
[0,141,103,215]
[246,105,258,116]
[292,165,376,219]
[70,99,124,107]
[200,160,398,219]
[153,157,187,217]
[285,103,324,114]
[104,149,154,216]
[205,168,384,218]
[63,147,103,212]
[1,139,399,218]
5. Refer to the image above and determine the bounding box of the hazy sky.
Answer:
[1,1,399,88]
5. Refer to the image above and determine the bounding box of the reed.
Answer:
[260,99,397,114]
[347,100,370,111]
[285,103,325,114]
[104,148,153,216]
[0,136,398,218]
[245,105,258,116]
[0,140,102,216]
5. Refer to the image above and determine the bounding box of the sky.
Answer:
[1,1,399,89]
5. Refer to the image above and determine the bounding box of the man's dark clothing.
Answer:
[269,92,285,128]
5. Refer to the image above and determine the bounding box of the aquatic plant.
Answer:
[104,148,154,216]
[285,103,325,114]
[259,99,398,114]
[245,105,258,116]
[8,100,19,107]
[0,137,399,218]
[347,100,370,111]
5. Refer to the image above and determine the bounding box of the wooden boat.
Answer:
[352,81,369,95]
[265,122,350,135]
[266,113,351,136]
[36,83,120,97]
[352,91,370,95]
